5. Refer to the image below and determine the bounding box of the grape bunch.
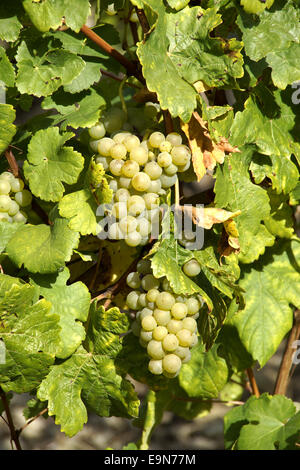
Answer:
[126,259,202,377]
[0,172,32,223]
[88,120,192,247]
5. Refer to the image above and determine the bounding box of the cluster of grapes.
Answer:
[126,259,202,377]
[88,120,192,247]
[0,172,32,223]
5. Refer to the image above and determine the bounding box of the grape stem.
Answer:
[4,149,19,178]
[135,7,150,36]
[0,387,22,450]
[246,367,260,398]
[80,25,145,84]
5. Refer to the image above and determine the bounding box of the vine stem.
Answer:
[4,149,19,177]
[274,309,300,395]
[80,25,145,84]
[0,387,22,450]
[100,69,141,89]
[17,408,48,436]
[246,367,260,398]
[135,7,150,36]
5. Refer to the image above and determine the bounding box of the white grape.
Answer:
[164,163,178,176]
[89,123,106,140]
[174,346,190,360]
[109,159,124,176]
[171,302,188,320]
[130,146,148,165]
[14,190,32,207]
[162,334,179,352]
[181,317,197,333]
[171,145,191,166]
[167,319,182,334]
[90,139,101,152]
[127,195,145,216]
[0,180,11,195]
[153,309,171,326]
[177,160,191,173]
[97,137,115,156]
[0,195,12,212]
[118,177,132,189]
[141,315,157,332]
[166,132,182,147]
[13,211,27,223]
[0,213,10,222]
[159,140,172,153]
[139,308,154,321]
[183,259,201,277]
[136,217,151,237]
[157,152,172,168]
[115,188,130,202]
[119,215,138,234]
[186,297,200,315]
[108,222,123,240]
[109,179,118,192]
[113,132,131,144]
[112,201,127,219]
[96,155,111,170]
[110,143,127,160]
[123,135,140,152]
[138,293,147,308]
[152,325,168,341]
[144,161,162,180]
[162,354,181,374]
[146,288,159,303]
[140,330,153,343]
[143,193,159,210]
[148,359,163,375]
[131,172,151,192]
[160,174,178,189]
[149,132,165,148]
[155,292,175,310]
[121,160,140,178]
[126,290,140,310]
[125,231,142,247]
[126,271,141,289]
[176,329,193,347]
[141,274,160,291]
[147,340,164,359]
[8,200,20,217]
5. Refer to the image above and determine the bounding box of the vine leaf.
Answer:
[0,3,22,42]
[0,274,60,393]
[24,127,84,202]
[30,268,91,359]
[37,305,139,437]
[0,46,15,87]
[0,222,23,254]
[224,394,300,450]
[0,104,16,155]
[240,0,274,14]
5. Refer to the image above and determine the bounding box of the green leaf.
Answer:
[267,43,300,89]
[179,342,229,398]
[232,240,300,366]
[30,268,90,359]
[0,47,15,87]
[0,3,22,42]
[16,40,85,98]
[0,274,60,393]
[0,222,22,254]
[224,394,300,450]
[6,216,80,274]
[42,89,105,130]
[23,397,47,420]
[264,191,295,239]
[0,104,16,155]
[37,305,139,437]
[166,0,190,10]
[214,151,273,263]
[23,0,91,32]
[24,127,84,202]
[240,0,274,14]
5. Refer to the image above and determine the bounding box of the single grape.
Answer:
[118,177,132,189]
[121,160,140,178]
[140,330,153,343]
[8,199,20,217]
[153,309,171,326]
[183,259,201,277]
[0,195,12,212]
[155,292,175,310]
[14,190,32,207]
[139,308,154,321]
[130,146,149,165]
[181,317,197,333]
[89,122,106,139]
[112,201,127,219]
[176,329,193,347]
[90,139,101,152]
[123,135,140,152]
[186,297,200,315]
[164,163,178,176]
[108,222,123,240]
[110,143,127,160]
[182,350,192,364]
[149,132,165,148]
[131,320,141,337]
[171,302,188,320]
[126,290,140,310]
[97,137,115,156]
[126,271,141,289]
[137,217,151,237]
[162,334,179,352]
[127,195,146,216]
[109,179,118,192]
[146,301,155,310]
[167,319,183,334]
[152,325,168,341]
[147,179,162,194]
[138,293,147,308]
[115,188,130,202]
[131,172,151,192]
[0,180,11,195]
[144,102,160,119]
[141,274,160,291]
[157,152,172,168]
[125,231,142,247]
[162,354,182,374]
[119,215,138,233]
[174,346,190,360]
[141,316,157,332]
[137,259,152,274]
[13,211,27,223]
[177,160,191,173]
[192,312,200,320]
[109,159,124,176]
[160,174,178,189]
[113,132,131,144]
[159,140,172,153]
[147,340,165,359]
[190,334,198,347]
[146,288,160,303]
[144,161,162,180]
[96,155,111,171]
[148,359,163,375]
[0,212,10,222]
[0,172,14,182]
[166,132,182,147]
[143,193,159,210]
[171,145,191,166]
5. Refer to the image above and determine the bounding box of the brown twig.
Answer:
[246,367,260,398]
[0,387,22,450]
[81,25,145,84]
[17,408,48,436]
[4,149,19,177]
[100,69,141,89]
[129,21,140,45]
[274,309,300,395]
[135,7,150,35]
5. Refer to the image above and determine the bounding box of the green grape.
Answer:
[88,122,106,139]
[140,330,153,343]
[148,359,163,375]
[176,329,193,347]
[118,177,132,189]
[162,334,179,352]
[103,108,126,133]
[109,179,118,193]
[141,315,157,332]
[98,137,115,156]
[181,317,197,333]
[144,102,159,119]
[13,211,27,223]
[146,288,159,303]
[159,140,172,153]
[124,135,140,152]
[8,200,20,217]
[143,193,159,210]
[126,271,141,289]
[167,319,182,334]
[162,278,172,292]
[157,152,172,168]
[185,297,200,315]
[109,159,124,176]
[139,308,154,321]
[131,172,151,192]
[137,217,151,237]
[125,231,142,247]
[0,195,12,212]
[121,160,140,178]
[146,301,155,310]
[112,201,127,219]
[147,179,162,194]
[166,132,182,147]
[108,222,123,240]
[126,290,140,310]
[110,143,127,160]
[130,146,148,165]
[183,259,201,277]
[127,195,146,216]
[147,340,164,359]
[131,320,141,337]
[164,163,178,176]
[177,160,191,173]
[190,334,198,347]
[174,345,190,360]
[155,292,175,310]
[119,216,138,233]
[0,212,10,222]
[153,309,171,326]
[171,145,191,166]
[152,325,168,341]
[141,274,160,291]
[171,302,188,320]
[144,161,162,180]
[160,174,178,189]
[90,139,101,152]
[192,312,199,320]
[115,188,130,202]
[0,180,11,195]
[162,354,181,374]
[149,132,165,148]
[138,293,147,308]
[14,190,32,207]
[0,172,14,182]
[182,350,191,364]
[96,155,111,171]
[113,132,131,144]
[137,259,152,274]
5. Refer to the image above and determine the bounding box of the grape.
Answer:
[171,145,191,166]
[14,189,32,207]
[127,195,145,216]
[167,319,182,334]
[171,302,188,320]
[118,177,132,189]
[136,217,151,237]
[147,340,164,359]
[0,195,11,212]
[8,200,20,217]
[176,329,193,347]
[142,193,158,210]
[13,211,27,223]
[166,132,182,147]
[162,334,179,352]
[192,312,199,320]
[177,160,191,173]
[144,162,162,180]
[89,123,106,139]
[125,231,142,247]
[141,274,160,291]
[113,132,131,144]
[164,163,178,176]
[123,135,140,152]
[90,139,101,152]
[147,179,162,194]
[96,155,111,170]
[149,132,165,148]
[190,334,198,347]
[152,326,168,341]
[131,320,141,337]
[137,259,152,274]
[112,201,127,219]
[0,212,10,222]
[141,316,157,331]
[153,309,171,326]
[120,215,138,234]
[174,346,190,360]
[126,271,141,289]
[146,288,159,303]
[148,359,163,375]
[146,301,155,310]
[138,293,147,308]
[115,188,130,202]
[157,152,172,168]
[109,159,124,176]
[131,172,151,192]
[162,354,181,374]
[126,291,140,310]
[159,140,172,153]
[103,108,126,133]
[139,308,154,320]
[183,259,201,277]
[162,278,172,292]
[98,137,115,156]
[108,222,123,240]
[0,172,14,182]
[144,102,159,119]
[140,330,153,343]
[160,174,178,189]
[0,180,11,195]
[109,179,118,192]
[182,350,192,364]
[155,292,175,310]
[110,143,127,160]
[186,297,200,315]
[121,160,140,178]
[130,146,148,165]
